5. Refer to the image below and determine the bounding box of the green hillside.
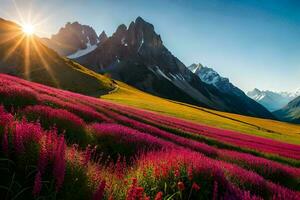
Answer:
[0,18,115,96]
[103,81,300,145]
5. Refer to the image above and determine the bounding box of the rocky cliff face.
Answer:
[188,64,244,97]
[99,31,108,45]
[42,22,99,56]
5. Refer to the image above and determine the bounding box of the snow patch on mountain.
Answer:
[67,37,97,59]
[138,32,144,52]
[247,88,298,112]
[188,64,226,86]
[188,63,244,96]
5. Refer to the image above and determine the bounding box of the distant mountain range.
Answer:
[274,96,300,123]
[43,17,274,119]
[187,63,276,118]
[247,88,299,112]
[0,18,115,96]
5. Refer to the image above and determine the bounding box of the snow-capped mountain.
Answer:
[188,64,244,97]
[280,89,300,99]
[42,22,103,58]
[187,63,275,117]
[247,89,298,112]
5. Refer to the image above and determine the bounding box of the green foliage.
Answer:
[57,163,93,200]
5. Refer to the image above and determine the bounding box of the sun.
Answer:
[22,23,35,35]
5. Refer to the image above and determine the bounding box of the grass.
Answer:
[1,74,300,200]
[102,81,300,145]
[0,18,115,97]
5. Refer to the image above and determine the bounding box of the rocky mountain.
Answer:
[188,64,244,96]
[98,31,108,45]
[63,17,272,119]
[247,89,298,112]
[0,18,115,96]
[188,63,276,117]
[41,22,100,58]
[274,96,300,123]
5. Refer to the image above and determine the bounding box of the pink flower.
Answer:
[33,171,42,197]
[187,166,193,181]
[177,181,185,191]
[192,182,200,191]
[38,139,48,174]
[135,187,144,199]
[93,180,106,200]
[12,122,25,153]
[126,178,141,200]
[0,106,13,127]
[83,145,92,166]
[53,135,66,191]
[154,192,163,200]
[108,196,114,200]
[213,181,218,200]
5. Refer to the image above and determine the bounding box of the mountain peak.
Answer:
[106,17,163,52]
[116,24,127,31]
[135,16,146,23]
[188,64,221,82]
[188,63,204,73]
[99,31,108,45]
[253,88,261,93]
[114,24,127,38]
[44,21,99,57]
[188,64,244,96]
[67,21,80,26]
[247,89,297,112]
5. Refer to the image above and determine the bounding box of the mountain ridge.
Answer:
[188,63,245,96]
[68,17,274,119]
[274,96,300,123]
[41,21,100,57]
[247,88,298,112]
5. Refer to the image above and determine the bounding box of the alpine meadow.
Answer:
[0,1,300,200]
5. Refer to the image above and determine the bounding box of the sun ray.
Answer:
[23,36,31,80]
[2,34,25,62]
[0,31,22,45]
[3,0,60,88]
[31,37,60,88]
[12,0,26,25]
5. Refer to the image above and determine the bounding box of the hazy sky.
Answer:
[1,0,299,92]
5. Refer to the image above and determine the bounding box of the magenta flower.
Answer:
[83,145,92,166]
[154,192,163,200]
[192,182,200,191]
[93,180,106,200]
[53,135,66,191]
[38,139,48,174]
[177,181,185,191]
[33,171,42,197]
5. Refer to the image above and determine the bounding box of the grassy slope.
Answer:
[102,81,300,145]
[0,18,115,96]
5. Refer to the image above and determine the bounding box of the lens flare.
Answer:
[22,24,35,35]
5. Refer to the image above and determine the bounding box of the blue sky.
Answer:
[1,0,299,92]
